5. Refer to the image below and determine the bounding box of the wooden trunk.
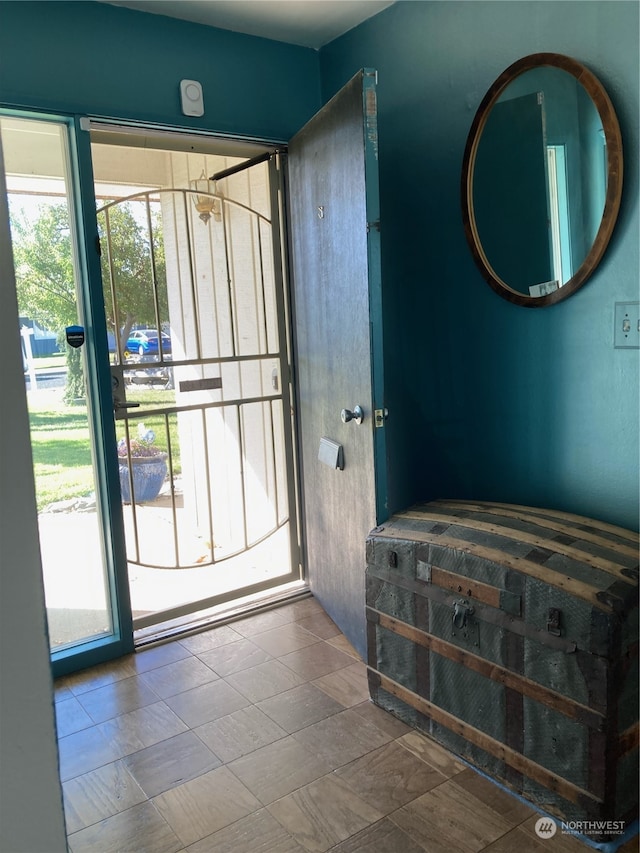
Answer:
[366,500,639,840]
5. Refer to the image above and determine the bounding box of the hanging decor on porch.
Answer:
[190,171,221,224]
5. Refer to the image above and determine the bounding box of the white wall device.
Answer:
[180,80,204,117]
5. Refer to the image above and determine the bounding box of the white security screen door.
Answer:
[92,130,301,633]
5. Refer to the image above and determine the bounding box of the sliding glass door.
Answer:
[0,113,133,674]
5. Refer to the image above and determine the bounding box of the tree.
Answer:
[10,197,166,401]
[97,199,167,349]
[10,201,84,402]
[11,202,76,329]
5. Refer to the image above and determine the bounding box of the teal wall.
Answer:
[0,1,320,140]
[321,1,639,530]
[1,0,637,531]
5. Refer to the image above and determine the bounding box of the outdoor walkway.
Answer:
[39,500,291,648]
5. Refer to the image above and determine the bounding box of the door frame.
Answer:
[77,116,312,667]
[90,129,304,636]
[360,69,387,523]
[62,114,136,675]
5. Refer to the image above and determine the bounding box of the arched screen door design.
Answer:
[97,154,300,631]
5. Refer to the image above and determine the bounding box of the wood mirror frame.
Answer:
[461,53,623,307]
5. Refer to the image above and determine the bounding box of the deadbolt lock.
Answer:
[374,408,388,428]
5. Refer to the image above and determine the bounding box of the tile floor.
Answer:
[55,596,638,853]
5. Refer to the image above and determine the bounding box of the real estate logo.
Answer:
[535,817,558,839]
[534,815,626,840]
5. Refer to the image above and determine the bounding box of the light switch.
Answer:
[614,302,640,349]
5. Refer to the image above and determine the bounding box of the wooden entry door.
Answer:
[288,69,387,657]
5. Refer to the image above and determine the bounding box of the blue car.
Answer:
[125,329,172,357]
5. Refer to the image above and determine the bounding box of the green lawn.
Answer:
[28,404,95,509]
[28,388,180,510]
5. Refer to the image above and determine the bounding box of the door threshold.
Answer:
[133,580,310,649]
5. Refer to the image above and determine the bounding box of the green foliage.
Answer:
[97,199,168,348]
[11,202,76,329]
[11,198,167,342]
[11,195,168,401]
[11,202,83,400]
[62,334,85,403]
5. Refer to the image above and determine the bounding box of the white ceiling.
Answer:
[100,0,395,49]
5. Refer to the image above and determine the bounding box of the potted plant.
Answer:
[117,424,168,503]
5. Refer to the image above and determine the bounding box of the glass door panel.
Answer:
[1,115,129,669]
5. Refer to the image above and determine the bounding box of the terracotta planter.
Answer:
[118,453,168,504]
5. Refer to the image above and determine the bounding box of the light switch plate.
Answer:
[318,437,344,470]
[614,302,640,349]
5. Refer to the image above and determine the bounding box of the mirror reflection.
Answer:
[473,67,606,297]
[462,53,623,307]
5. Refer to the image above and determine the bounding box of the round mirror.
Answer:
[462,53,623,307]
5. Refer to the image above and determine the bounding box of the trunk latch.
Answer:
[452,599,475,630]
[547,608,562,636]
